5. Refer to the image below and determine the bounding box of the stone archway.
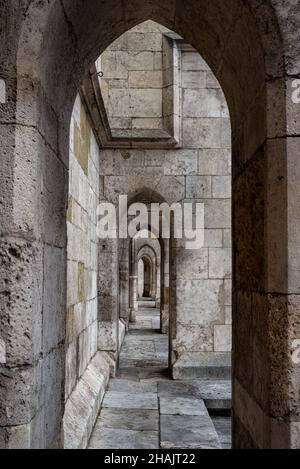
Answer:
[141,256,152,298]
[137,244,161,305]
[0,0,299,449]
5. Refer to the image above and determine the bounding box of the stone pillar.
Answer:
[232,85,300,448]
[97,239,119,365]
[161,239,170,335]
[129,276,139,322]
[119,239,130,327]
[128,238,138,322]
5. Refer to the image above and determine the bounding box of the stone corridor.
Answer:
[88,307,231,449]
[2,1,300,450]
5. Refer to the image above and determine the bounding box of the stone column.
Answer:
[161,239,170,335]
[119,239,130,328]
[129,239,138,322]
[97,239,119,365]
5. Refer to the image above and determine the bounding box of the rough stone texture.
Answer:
[63,352,111,449]
[0,0,299,450]
[160,414,221,449]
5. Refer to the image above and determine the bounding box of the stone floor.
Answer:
[88,307,232,449]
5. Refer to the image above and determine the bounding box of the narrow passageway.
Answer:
[88,307,231,450]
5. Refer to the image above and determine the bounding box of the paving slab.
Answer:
[160,415,221,449]
[89,427,159,449]
[88,307,231,449]
[158,380,202,399]
[109,378,157,393]
[102,391,158,410]
[98,408,159,431]
[160,397,208,416]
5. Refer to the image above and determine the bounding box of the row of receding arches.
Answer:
[0,0,299,450]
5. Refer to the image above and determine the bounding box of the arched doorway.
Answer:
[1,0,298,450]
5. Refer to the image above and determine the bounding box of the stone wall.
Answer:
[64,96,113,448]
[0,0,297,450]
[98,21,179,139]
[97,21,232,376]
[66,94,99,400]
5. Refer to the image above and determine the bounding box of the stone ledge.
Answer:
[172,352,231,380]
[63,352,111,449]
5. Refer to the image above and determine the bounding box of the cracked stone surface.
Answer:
[88,308,231,449]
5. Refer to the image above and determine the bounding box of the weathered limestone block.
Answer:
[198,149,231,176]
[160,413,221,449]
[164,150,198,176]
[99,149,126,176]
[129,71,163,89]
[214,325,232,352]
[63,352,111,449]
[182,71,206,89]
[98,321,118,354]
[154,175,185,204]
[186,176,212,198]
[204,229,223,248]
[42,140,67,247]
[175,279,223,326]
[221,118,231,149]
[183,89,222,118]
[78,327,92,378]
[65,341,77,400]
[43,346,65,448]
[206,71,220,89]
[43,245,65,355]
[212,176,231,199]
[181,52,210,71]
[174,249,209,280]
[0,238,43,367]
[126,32,163,52]
[183,118,222,148]
[108,89,162,118]
[209,248,232,279]
[175,323,214,353]
[204,199,231,229]
[124,51,156,71]
[172,352,231,380]
[0,363,42,427]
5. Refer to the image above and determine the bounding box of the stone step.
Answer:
[159,397,221,449]
[158,380,232,411]
[172,352,231,380]
[138,300,156,308]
